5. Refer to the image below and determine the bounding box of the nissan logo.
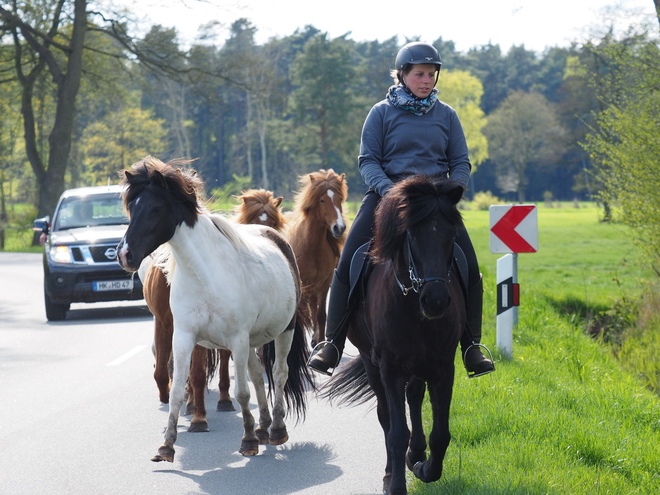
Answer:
[104,247,118,260]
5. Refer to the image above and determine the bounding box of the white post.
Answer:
[496,253,518,359]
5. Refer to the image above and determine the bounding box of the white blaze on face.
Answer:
[259,212,268,224]
[326,189,345,229]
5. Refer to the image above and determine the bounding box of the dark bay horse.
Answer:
[287,169,348,346]
[322,176,466,495]
[118,156,313,462]
[140,188,287,432]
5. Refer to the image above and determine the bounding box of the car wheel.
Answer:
[44,290,70,321]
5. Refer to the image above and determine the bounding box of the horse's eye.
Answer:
[320,199,325,203]
[152,206,162,214]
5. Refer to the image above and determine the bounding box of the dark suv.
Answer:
[33,185,143,321]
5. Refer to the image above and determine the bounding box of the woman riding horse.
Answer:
[307,42,495,378]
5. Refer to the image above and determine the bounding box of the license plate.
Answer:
[93,279,133,291]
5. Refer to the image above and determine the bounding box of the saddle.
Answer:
[348,240,469,306]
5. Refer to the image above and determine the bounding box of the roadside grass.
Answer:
[409,203,660,493]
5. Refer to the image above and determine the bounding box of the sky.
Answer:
[108,0,659,53]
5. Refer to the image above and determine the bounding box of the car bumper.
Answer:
[44,257,143,305]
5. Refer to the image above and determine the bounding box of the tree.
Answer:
[436,70,489,169]
[483,91,566,202]
[583,33,660,274]
[287,33,359,175]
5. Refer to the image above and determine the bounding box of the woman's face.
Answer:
[402,63,437,99]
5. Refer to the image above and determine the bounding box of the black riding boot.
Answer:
[307,271,351,376]
[461,274,495,377]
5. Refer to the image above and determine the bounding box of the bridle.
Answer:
[394,232,453,296]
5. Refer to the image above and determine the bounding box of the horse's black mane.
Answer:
[372,175,464,263]
[121,156,204,227]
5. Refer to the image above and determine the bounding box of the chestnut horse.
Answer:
[118,156,312,461]
[287,169,348,346]
[141,189,286,433]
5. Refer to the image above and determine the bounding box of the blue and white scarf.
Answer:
[386,85,438,116]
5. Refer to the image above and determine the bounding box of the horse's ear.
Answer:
[274,196,283,207]
[152,170,168,189]
[339,173,346,182]
[308,173,316,184]
[446,182,465,205]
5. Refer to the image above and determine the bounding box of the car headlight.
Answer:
[50,245,73,263]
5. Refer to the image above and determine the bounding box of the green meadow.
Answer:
[410,203,660,494]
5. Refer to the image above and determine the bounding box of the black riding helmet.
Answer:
[394,42,442,86]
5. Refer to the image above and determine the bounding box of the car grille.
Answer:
[70,243,120,264]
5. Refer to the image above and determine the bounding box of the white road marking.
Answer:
[106,344,149,366]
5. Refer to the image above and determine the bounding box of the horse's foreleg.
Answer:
[412,366,455,483]
[269,330,294,445]
[187,345,209,432]
[217,349,235,411]
[153,313,173,404]
[382,370,410,495]
[247,349,272,444]
[405,377,427,471]
[233,345,259,456]
[152,332,195,463]
[315,287,329,344]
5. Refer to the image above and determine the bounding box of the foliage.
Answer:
[470,191,506,211]
[483,90,567,202]
[436,70,489,169]
[583,34,660,276]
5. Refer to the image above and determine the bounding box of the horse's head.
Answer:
[234,189,286,231]
[373,175,464,319]
[295,169,348,238]
[117,156,204,272]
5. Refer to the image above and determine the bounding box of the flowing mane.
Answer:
[371,175,464,263]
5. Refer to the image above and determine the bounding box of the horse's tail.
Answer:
[319,356,375,406]
[262,305,316,422]
[206,349,219,386]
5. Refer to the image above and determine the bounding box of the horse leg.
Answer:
[217,349,235,411]
[411,366,455,483]
[232,344,260,456]
[246,349,272,444]
[405,377,428,471]
[315,287,329,344]
[187,345,209,432]
[152,332,195,463]
[309,294,320,347]
[268,330,294,445]
[381,368,411,495]
[361,353,394,493]
[153,314,173,404]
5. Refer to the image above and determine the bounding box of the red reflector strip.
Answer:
[512,283,520,306]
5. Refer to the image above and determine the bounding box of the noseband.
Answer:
[394,233,453,296]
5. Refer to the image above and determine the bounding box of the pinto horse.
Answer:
[287,169,348,346]
[118,156,312,462]
[322,176,467,495]
[141,188,287,432]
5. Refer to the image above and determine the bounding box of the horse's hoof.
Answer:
[255,427,270,444]
[239,439,259,456]
[269,427,288,445]
[406,449,426,471]
[217,399,235,412]
[188,420,209,432]
[151,446,175,462]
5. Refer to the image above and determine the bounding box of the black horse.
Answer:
[322,175,466,495]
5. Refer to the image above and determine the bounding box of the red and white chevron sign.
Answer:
[489,205,538,254]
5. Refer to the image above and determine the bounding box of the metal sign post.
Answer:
[489,205,538,359]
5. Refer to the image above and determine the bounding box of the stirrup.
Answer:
[307,341,341,376]
[462,342,495,378]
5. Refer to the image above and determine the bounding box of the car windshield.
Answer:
[54,193,128,230]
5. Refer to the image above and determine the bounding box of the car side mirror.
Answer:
[33,217,50,245]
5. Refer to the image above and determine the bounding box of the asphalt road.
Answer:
[0,252,386,495]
